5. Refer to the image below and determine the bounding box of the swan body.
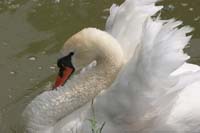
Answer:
[23,0,200,133]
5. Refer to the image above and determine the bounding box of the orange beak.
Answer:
[53,66,74,89]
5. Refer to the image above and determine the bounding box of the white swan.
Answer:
[23,0,200,133]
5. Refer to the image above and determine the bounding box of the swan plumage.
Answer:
[23,0,200,133]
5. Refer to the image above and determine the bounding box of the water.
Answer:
[0,0,199,132]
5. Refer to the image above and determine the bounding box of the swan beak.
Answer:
[53,67,74,89]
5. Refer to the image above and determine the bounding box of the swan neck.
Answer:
[53,29,124,127]
[59,34,124,117]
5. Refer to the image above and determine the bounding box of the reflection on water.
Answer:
[0,0,199,132]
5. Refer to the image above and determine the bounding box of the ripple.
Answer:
[164,4,175,11]
[189,8,194,11]
[37,66,42,70]
[9,71,16,75]
[8,4,20,9]
[8,94,12,99]
[41,51,46,55]
[28,56,37,61]
[29,78,37,83]
[181,3,188,7]
[37,3,42,7]
[49,65,56,70]
[194,16,200,21]
[2,42,8,47]
[54,0,60,3]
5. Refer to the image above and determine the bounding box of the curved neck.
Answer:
[23,29,124,132]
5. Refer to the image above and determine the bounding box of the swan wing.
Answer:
[116,17,194,105]
[106,0,162,60]
[123,18,193,113]
[135,18,192,81]
[95,18,200,132]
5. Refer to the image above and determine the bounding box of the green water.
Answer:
[0,0,199,132]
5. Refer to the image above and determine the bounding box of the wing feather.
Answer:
[100,18,196,127]
[106,0,162,60]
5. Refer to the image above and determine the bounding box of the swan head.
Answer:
[53,28,123,89]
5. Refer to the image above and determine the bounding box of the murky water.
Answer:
[0,0,199,132]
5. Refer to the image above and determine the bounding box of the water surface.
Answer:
[0,0,199,132]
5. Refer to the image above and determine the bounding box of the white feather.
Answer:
[106,0,163,60]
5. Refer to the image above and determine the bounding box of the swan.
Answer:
[23,0,200,132]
